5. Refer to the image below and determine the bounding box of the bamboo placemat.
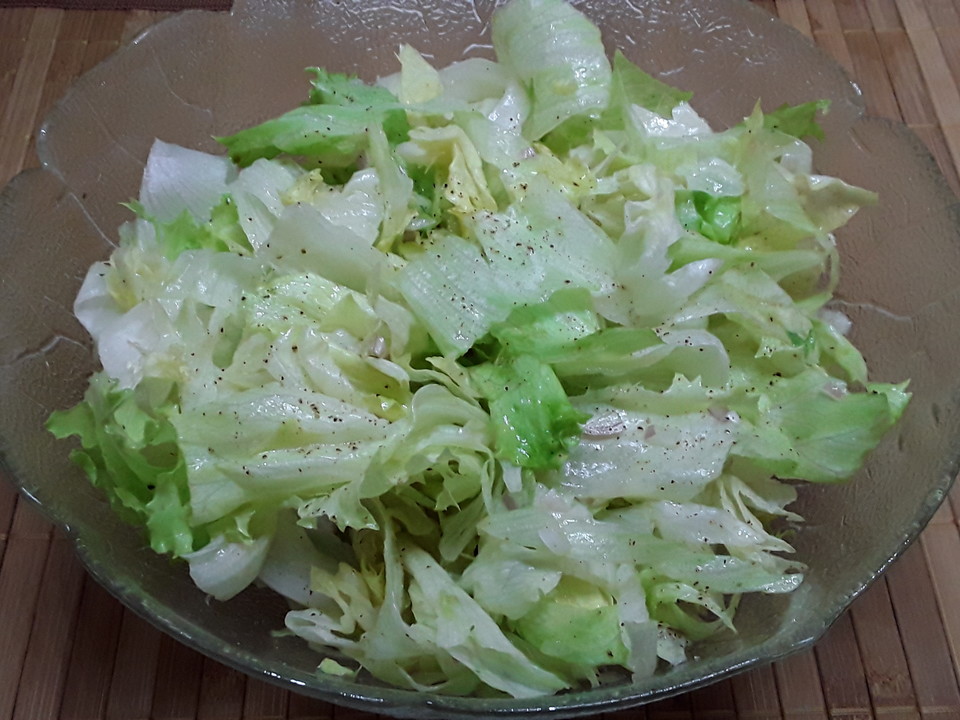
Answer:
[0,1,228,9]
[2,2,960,718]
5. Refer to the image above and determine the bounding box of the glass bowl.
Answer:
[2,0,959,717]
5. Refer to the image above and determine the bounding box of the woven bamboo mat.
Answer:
[2,2,960,718]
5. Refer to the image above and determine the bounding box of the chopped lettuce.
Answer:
[763,99,830,141]
[471,355,589,470]
[604,51,693,126]
[47,374,193,557]
[48,0,907,699]
[491,0,612,140]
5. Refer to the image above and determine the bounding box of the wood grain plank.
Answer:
[849,579,920,718]
[897,18,960,125]
[896,0,960,171]
[689,678,737,719]
[921,526,960,698]
[876,29,938,125]
[873,710,928,720]
[773,650,828,720]
[774,1,813,37]
[11,534,86,720]
[866,0,905,29]
[647,692,693,720]
[151,633,204,720]
[0,11,36,78]
[18,9,123,173]
[0,482,17,566]
[285,692,334,720]
[58,575,125,720]
[0,7,62,186]
[897,0,937,27]
[197,657,246,720]
[931,494,957,528]
[9,496,53,538]
[328,705,381,720]
[730,665,783,718]
[605,706,649,720]
[0,10,33,134]
[105,609,163,720]
[0,25,98,720]
[949,479,960,525]
[813,613,873,720]
[0,531,53,720]
[845,29,904,120]
[0,6,35,38]
[805,0,857,74]
[804,0,846,35]
[933,26,960,103]
[811,30,858,77]
[925,0,960,26]
[242,677,288,720]
[885,543,960,716]
[78,9,127,74]
[836,0,876,30]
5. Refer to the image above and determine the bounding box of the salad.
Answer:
[48,0,908,698]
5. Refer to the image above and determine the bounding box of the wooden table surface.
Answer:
[3,2,960,718]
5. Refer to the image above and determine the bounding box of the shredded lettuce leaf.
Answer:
[48,0,907,699]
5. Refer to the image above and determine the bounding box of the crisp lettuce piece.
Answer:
[218,105,375,167]
[228,157,303,250]
[218,102,408,168]
[224,67,409,167]
[604,50,693,127]
[397,125,497,217]
[47,374,193,557]
[367,123,417,250]
[798,173,878,234]
[281,168,385,245]
[512,576,629,670]
[489,287,601,359]
[138,139,236,223]
[560,404,737,502]
[731,369,911,482]
[395,182,617,356]
[763,99,830,141]
[185,531,272,601]
[307,67,403,115]
[675,190,742,245]
[403,545,569,697]
[126,194,251,259]
[492,0,611,140]
[471,355,588,469]
[397,44,444,105]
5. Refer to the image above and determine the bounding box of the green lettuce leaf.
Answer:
[675,190,742,245]
[47,374,193,556]
[763,99,830,141]
[605,50,693,125]
[492,0,611,140]
[472,355,588,469]
[731,368,910,482]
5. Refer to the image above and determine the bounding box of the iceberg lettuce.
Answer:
[48,0,907,698]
